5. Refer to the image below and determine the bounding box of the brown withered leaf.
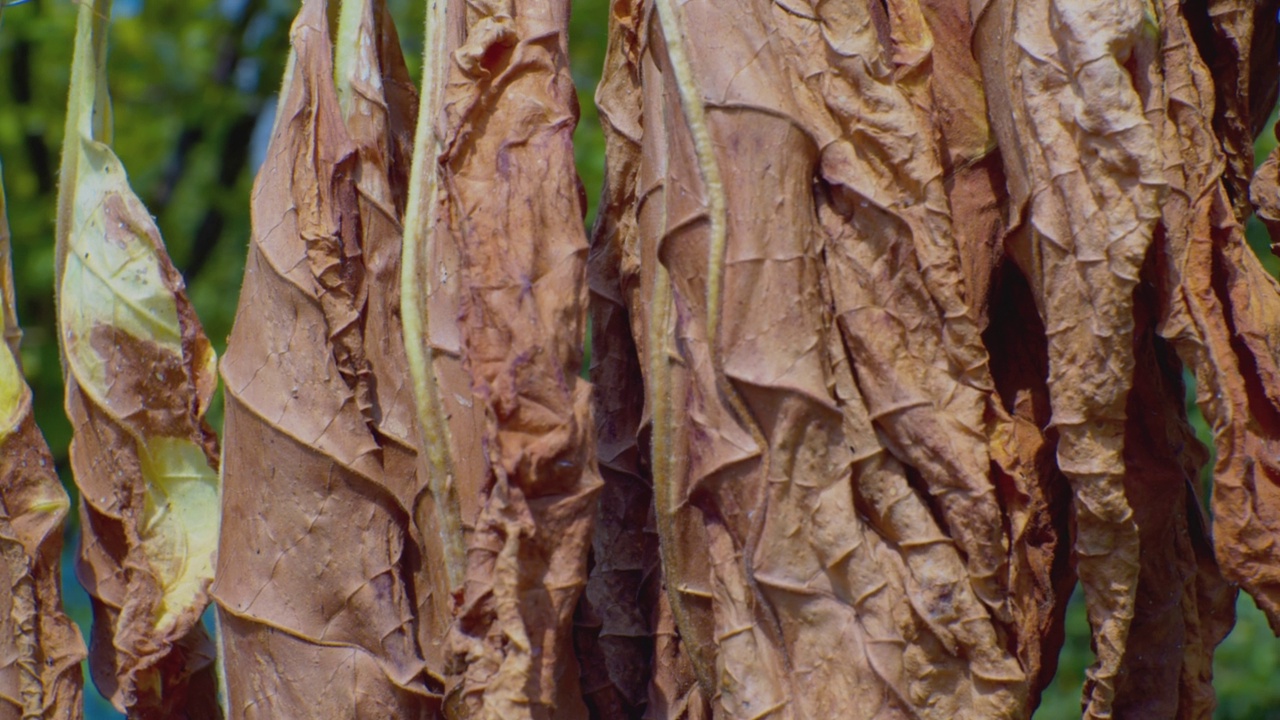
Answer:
[429,2,602,717]
[973,0,1166,714]
[1112,252,1235,719]
[583,0,1270,716]
[915,0,1006,325]
[334,0,445,688]
[574,0,663,716]
[1252,138,1280,248]
[52,1,220,715]
[970,0,1264,714]
[984,266,1076,704]
[630,15,720,702]
[777,0,1011,621]
[214,0,434,716]
[642,588,710,720]
[1148,0,1280,635]
[1194,0,1280,219]
[1,161,86,719]
[335,0,419,469]
[912,0,1075,701]
[0,414,86,720]
[621,0,1027,716]
[1106,6,1242,716]
[398,0,483,678]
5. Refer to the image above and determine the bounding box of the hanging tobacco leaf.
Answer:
[22,0,1278,714]
[52,1,220,715]
[573,0,664,716]
[974,1,1164,715]
[583,0,1029,716]
[1,155,86,719]
[213,0,435,716]
[968,0,1255,714]
[914,1,1077,700]
[575,0,1280,717]
[1191,0,1280,219]
[1148,0,1280,636]
[439,2,601,716]
[1253,139,1280,247]
[395,0,604,715]
[335,0,440,688]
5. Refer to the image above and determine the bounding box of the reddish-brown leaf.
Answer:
[1150,0,1280,636]
[625,0,1026,715]
[214,1,435,715]
[1195,0,1280,220]
[417,2,603,717]
[574,1,663,716]
[1,162,85,720]
[973,1,1166,714]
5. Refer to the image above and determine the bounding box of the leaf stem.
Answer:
[652,0,725,352]
[333,0,363,117]
[401,0,465,594]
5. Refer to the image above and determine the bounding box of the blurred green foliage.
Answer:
[0,0,1276,717]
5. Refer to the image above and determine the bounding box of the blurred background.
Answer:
[0,0,1277,717]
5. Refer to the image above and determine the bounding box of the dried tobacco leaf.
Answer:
[214,0,434,716]
[334,0,439,683]
[612,0,1028,716]
[423,1,602,716]
[921,5,1228,712]
[969,0,1269,714]
[1111,264,1234,719]
[643,590,709,720]
[574,0,664,716]
[1192,0,1280,219]
[914,0,1005,324]
[577,0,1272,716]
[1252,139,1280,247]
[972,1,1165,715]
[1105,7,1243,716]
[0,159,86,719]
[910,0,1076,700]
[1145,0,1280,635]
[52,1,220,715]
[778,0,1012,622]
[629,13,719,705]
[984,266,1075,702]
